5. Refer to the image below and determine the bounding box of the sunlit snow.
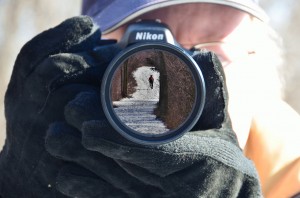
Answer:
[113,66,169,135]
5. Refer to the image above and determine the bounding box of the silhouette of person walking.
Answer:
[149,75,154,89]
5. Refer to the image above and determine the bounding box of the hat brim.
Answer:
[86,0,268,34]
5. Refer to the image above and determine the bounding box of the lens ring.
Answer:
[101,42,206,145]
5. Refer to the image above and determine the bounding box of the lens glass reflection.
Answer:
[111,49,195,136]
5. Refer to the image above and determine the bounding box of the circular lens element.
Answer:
[102,43,205,145]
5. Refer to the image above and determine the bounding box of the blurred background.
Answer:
[0,0,299,149]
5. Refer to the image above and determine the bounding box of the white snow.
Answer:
[113,66,169,135]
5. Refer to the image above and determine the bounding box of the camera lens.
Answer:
[101,43,205,145]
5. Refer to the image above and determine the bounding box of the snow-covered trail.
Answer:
[113,66,169,135]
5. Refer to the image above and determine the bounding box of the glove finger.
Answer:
[63,91,105,130]
[114,159,184,196]
[56,165,128,198]
[6,52,102,120]
[192,51,239,144]
[43,43,122,93]
[34,44,121,113]
[45,122,155,196]
[192,51,229,130]
[81,120,197,177]
[81,119,248,177]
[13,16,99,81]
[7,17,120,113]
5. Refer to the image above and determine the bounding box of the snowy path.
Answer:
[113,66,169,135]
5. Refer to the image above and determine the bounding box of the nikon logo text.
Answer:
[136,32,164,41]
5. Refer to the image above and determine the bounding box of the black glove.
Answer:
[44,32,263,197]
[0,16,120,197]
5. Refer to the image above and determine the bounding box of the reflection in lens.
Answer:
[111,49,195,136]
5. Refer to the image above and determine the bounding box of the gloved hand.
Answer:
[0,16,120,197]
[44,37,263,197]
